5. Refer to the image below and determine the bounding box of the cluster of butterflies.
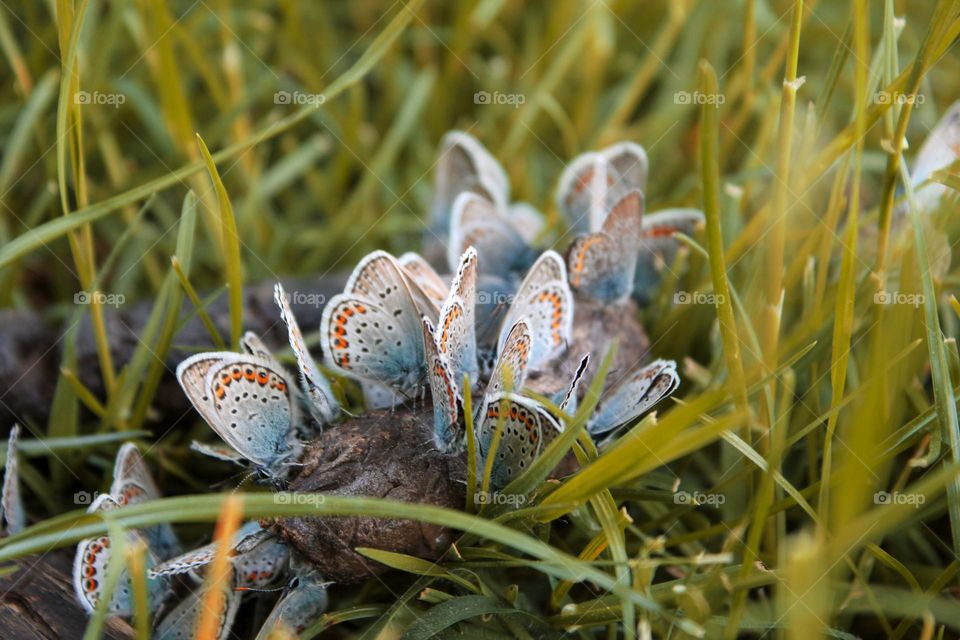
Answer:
[57,132,699,636]
[430,130,707,304]
[59,244,680,637]
[44,104,959,636]
[70,442,325,639]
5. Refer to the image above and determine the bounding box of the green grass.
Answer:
[2,0,960,637]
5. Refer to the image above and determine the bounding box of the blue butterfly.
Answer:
[422,248,479,451]
[587,359,680,439]
[177,351,303,480]
[153,580,240,640]
[151,521,289,590]
[321,251,433,395]
[428,131,545,281]
[73,446,174,618]
[556,141,649,235]
[567,190,645,303]
[253,568,329,640]
[556,142,705,305]
[447,191,540,282]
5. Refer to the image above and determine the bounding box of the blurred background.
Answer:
[2,1,960,637]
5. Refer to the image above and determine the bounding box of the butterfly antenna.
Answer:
[235,584,287,594]
[210,468,255,491]
[228,468,260,491]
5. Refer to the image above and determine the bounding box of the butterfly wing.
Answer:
[514,250,568,296]
[176,353,228,429]
[198,355,301,475]
[1,425,24,536]
[253,571,329,640]
[588,359,680,437]
[448,192,534,280]
[478,393,560,491]
[233,535,290,590]
[150,521,266,579]
[347,250,439,320]
[149,543,217,578]
[274,283,338,425]
[567,190,644,303]
[498,251,571,360]
[558,354,591,414]
[423,317,463,452]
[154,582,240,640]
[190,441,246,465]
[556,151,607,234]
[557,142,648,233]
[399,252,450,309]
[436,248,479,384]
[502,282,573,369]
[431,131,509,231]
[322,294,426,392]
[486,319,532,397]
[324,252,428,391]
[602,141,648,196]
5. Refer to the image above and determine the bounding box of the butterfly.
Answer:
[422,318,462,452]
[428,131,545,278]
[586,359,680,438]
[477,393,562,491]
[153,581,241,640]
[253,569,329,640]
[556,141,649,234]
[74,445,179,616]
[110,444,181,560]
[430,130,510,237]
[567,189,645,303]
[321,250,432,394]
[401,248,519,354]
[447,192,540,282]
[435,247,479,385]
[177,351,303,480]
[73,494,168,617]
[421,248,481,451]
[497,250,574,370]
[1,425,24,536]
[474,319,538,487]
[274,283,339,427]
[557,141,705,304]
[151,521,288,590]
